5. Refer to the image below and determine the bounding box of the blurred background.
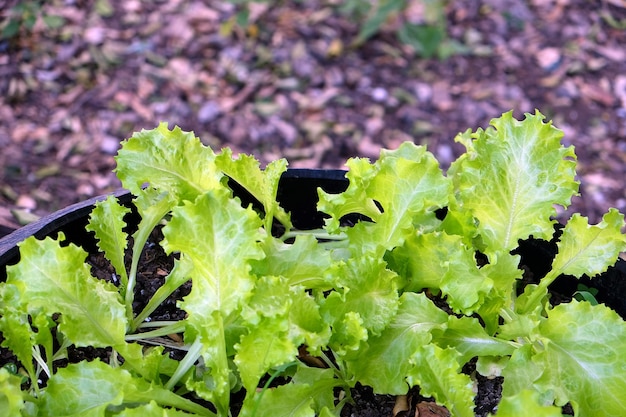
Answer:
[1,0,625,236]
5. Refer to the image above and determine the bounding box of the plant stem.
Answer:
[249,362,298,417]
[281,228,347,242]
[165,338,204,391]
[126,321,186,341]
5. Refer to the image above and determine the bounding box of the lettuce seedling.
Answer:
[1,111,625,416]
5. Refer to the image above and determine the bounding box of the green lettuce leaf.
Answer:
[235,321,297,393]
[251,234,334,289]
[321,256,400,347]
[492,389,563,417]
[287,287,332,354]
[318,142,450,253]
[517,209,626,315]
[550,209,626,279]
[432,315,516,364]
[500,344,544,399]
[449,111,579,256]
[406,344,475,417]
[162,190,264,413]
[39,360,213,417]
[0,367,25,416]
[234,277,301,392]
[0,284,39,382]
[533,301,626,415]
[133,257,192,327]
[290,366,339,412]
[390,231,493,314]
[6,235,127,348]
[346,292,448,394]
[86,195,131,290]
[215,147,291,230]
[115,401,197,417]
[115,122,222,202]
[163,190,264,317]
[240,367,338,417]
[474,253,523,335]
[126,188,178,327]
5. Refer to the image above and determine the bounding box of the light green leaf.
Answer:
[319,142,450,252]
[287,288,332,354]
[321,256,399,339]
[347,293,448,394]
[251,235,333,289]
[500,344,544,399]
[183,314,232,415]
[475,355,509,379]
[325,311,367,357]
[215,147,291,230]
[235,276,300,392]
[235,320,297,392]
[406,344,475,417]
[518,209,626,315]
[115,123,222,202]
[550,209,626,279]
[475,253,523,334]
[449,111,578,256]
[40,360,213,417]
[115,401,195,417]
[0,284,38,381]
[432,316,516,364]
[0,367,25,416]
[390,231,493,314]
[241,367,337,417]
[317,157,382,233]
[240,275,293,323]
[127,188,178,325]
[163,190,263,413]
[534,301,626,416]
[242,382,315,417]
[492,389,562,417]
[6,235,127,348]
[86,195,130,286]
[290,367,338,412]
[38,361,127,416]
[163,190,264,317]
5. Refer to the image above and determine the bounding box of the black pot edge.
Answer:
[0,169,349,274]
[0,189,133,267]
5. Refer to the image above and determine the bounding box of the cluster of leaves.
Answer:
[224,0,463,58]
[2,111,626,416]
[339,0,463,58]
[0,0,64,41]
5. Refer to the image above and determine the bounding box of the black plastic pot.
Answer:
[0,169,349,281]
[1,169,625,318]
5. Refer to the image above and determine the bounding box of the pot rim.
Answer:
[0,168,348,267]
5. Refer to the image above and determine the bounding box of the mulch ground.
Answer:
[1,0,625,236]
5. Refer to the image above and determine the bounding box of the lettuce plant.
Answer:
[1,111,626,416]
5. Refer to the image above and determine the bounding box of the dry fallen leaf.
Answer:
[415,401,450,417]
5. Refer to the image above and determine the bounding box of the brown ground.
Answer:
[1,0,625,236]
